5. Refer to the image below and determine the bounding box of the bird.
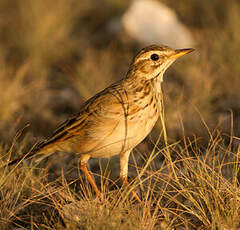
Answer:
[6,44,194,200]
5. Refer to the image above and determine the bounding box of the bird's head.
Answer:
[128,45,194,81]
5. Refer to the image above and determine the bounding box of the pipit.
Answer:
[7,44,194,200]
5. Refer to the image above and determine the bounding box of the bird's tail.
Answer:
[4,139,58,167]
[6,150,38,166]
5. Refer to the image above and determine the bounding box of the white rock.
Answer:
[122,0,195,48]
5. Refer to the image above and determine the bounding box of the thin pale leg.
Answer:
[79,154,102,198]
[120,150,141,202]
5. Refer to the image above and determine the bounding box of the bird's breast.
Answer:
[125,88,160,147]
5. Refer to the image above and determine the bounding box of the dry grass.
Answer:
[1,129,240,229]
[0,0,240,229]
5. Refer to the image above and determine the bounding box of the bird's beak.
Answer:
[169,48,195,60]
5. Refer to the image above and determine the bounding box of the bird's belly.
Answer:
[75,104,159,158]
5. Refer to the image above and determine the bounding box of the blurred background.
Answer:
[0,0,240,170]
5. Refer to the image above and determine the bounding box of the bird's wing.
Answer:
[33,80,131,152]
[5,79,135,167]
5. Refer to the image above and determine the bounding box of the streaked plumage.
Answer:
[7,45,194,200]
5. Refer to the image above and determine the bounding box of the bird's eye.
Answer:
[150,53,159,61]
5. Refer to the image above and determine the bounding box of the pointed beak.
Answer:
[169,48,195,60]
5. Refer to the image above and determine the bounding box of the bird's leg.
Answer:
[79,155,102,198]
[120,150,141,202]
[80,163,102,198]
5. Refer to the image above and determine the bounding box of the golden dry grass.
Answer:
[0,0,240,229]
[1,128,240,229]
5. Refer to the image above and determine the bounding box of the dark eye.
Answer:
[150,53,159,61]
